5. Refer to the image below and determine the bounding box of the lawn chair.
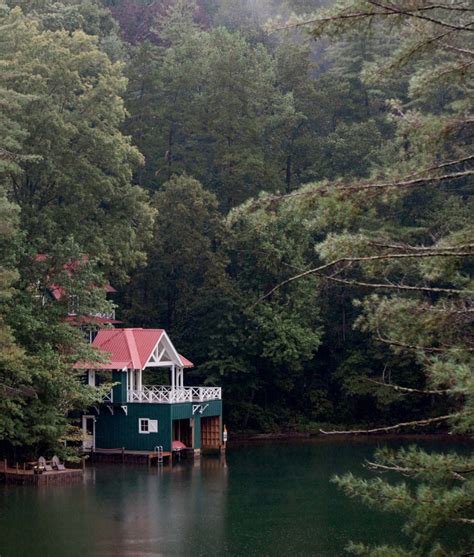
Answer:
[38,456,53,472]
[52,455,65,471]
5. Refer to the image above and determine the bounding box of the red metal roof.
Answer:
[92,328,164,370]
[81,328,194,370]
[35,254,116,299]
[178,354,194,368]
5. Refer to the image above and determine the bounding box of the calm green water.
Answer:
[0,438,468,557]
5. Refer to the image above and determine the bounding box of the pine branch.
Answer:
[374,333,474,353]
[255,250,474,304]
[254,168,474,208]
[319,413,462,435]
[367,1,474,32]
[367,241,474,252]
[365,378,452,395]
[400,156,474,182]
[425,303,474,315]
[452,518,474,525]
[365,460,467,481]
[281,3,474,33]
[326,275,472,295]
[439,42,474,57]
[412,5,474,13]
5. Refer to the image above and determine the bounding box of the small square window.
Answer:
[139,418,149,434]
[139,418,158,434]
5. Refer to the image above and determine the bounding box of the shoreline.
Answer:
[230,430,472,443]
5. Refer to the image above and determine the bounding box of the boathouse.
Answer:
[80,328,223,455]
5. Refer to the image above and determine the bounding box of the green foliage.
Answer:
[335,446,474,556]
[0,4,145,459]
[0,5,472,542]
[274,1,474,554]
[123,3,303,207]
[124,174,228,337]
[1,7,153,282]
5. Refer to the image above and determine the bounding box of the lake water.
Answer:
[0,437,468,557]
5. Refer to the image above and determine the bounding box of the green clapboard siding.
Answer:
[170,400,222,421]
[171,403,194,420]
[200,400,222,417]
[95,400,223,452]
[111,370,127,404]
[95,404,172,451]
[194,416,201,449]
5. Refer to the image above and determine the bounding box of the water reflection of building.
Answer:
[91,459,228,556]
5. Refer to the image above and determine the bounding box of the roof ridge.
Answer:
[124,329,141,369]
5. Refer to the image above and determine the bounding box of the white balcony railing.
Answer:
[91,309,116,320]
[127,385,221,404]
[103,389,113,403]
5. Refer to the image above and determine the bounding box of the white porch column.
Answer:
[178,367,183,387]
[171,364,175,391]
[137,369,142,391]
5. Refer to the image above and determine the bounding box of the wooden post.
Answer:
[82,456,85,471]
[222,424,228,453]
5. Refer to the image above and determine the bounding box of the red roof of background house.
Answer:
[35,254,117,299]
[90,328,194,370]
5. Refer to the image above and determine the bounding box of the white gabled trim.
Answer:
[144,331,183,369]
[160,330,183,366]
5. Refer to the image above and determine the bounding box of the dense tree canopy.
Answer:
[1,7,153,280]
[0,0,472,551]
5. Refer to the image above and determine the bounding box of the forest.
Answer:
[0,1,472,554]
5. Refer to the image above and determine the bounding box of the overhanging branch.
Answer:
[254,168,474,208]
[365,460,467,481]
[319,413,461,435]
[326,275,471,295]
[365,378,453,395]
[255,251,474,304]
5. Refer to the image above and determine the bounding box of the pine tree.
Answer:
[255,1,474,553]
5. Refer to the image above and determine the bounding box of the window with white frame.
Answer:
[139,418,158,434]
[88,370,96,387]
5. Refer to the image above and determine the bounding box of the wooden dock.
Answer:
[0,461,83,486]
[90,448,173,465]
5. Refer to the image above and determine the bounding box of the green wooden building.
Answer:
[80,328,223,455]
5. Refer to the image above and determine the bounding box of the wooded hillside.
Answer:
[1,1,472,553]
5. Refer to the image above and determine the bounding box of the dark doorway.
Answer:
[172,419,192,448]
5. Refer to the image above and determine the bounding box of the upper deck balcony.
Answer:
[83,328,221,407]
[127,386,222,404]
